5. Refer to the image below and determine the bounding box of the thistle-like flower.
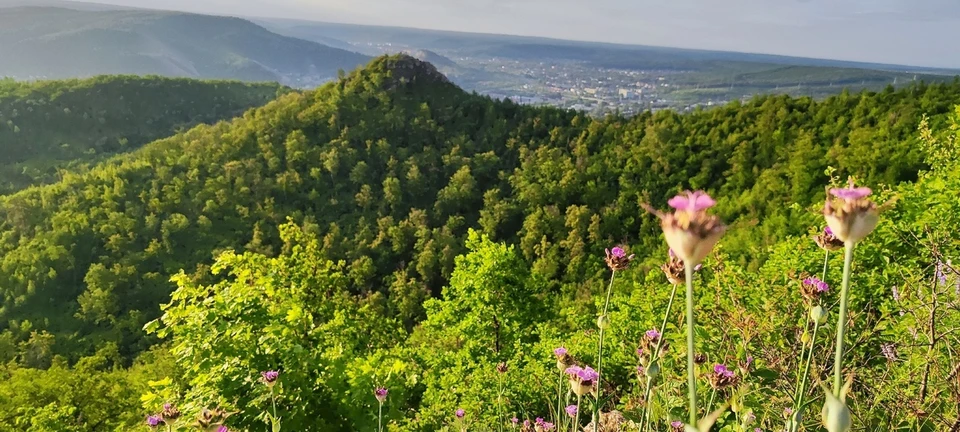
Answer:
[644,191,725,266]
[694,353,707,365]
[161,403,181,421]
[645,328,662,344]
[670,420,684,432]
[146,415,163,428]
[605,246,636,271]
[707,364,739,389]
[823,179,890,244]
[497,362,509,374]
[261,370,280,387]
[553,346,574,372]
[801,276,830,303]
[565,405,578,418]
[217,427,229,432]
[455,408,465,419]
[375,387,388,403]
[565,365,600,396]
[661,249,703,285]
[814,226,845,251]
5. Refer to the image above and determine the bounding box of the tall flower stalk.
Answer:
[375,387,388,432]
[644,191,726,428]
[789,227,840,432]
[819,179,889,431]
[594,247,634,431]
[496,363,508,432]
[261,370,281,432]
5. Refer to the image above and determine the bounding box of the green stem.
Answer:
[271,385,279,431]
[832,242,855,395]
[573,394,582,432]
[790,250,830,432]
[641,376,653,432]
[557,370,564,429]
[640,282,679,432]
[378,402,383,432]
[706,387,717,416]
[594,270,617,432]
[684,263,698,425]
[497,374,504,432]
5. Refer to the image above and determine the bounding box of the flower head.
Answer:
[670,420,684,431]
[146,415,163,428]
[823,178,891,244]
[644,191,726,266]
[565,405,578,418]
[497,362,509,374]
[217,427,229,432]
[668,190,716,212]
[375,387,388,403]
[455,408,465,419]
[511,417,519,424]
[708,364,738,389]
[605,246,635,271]
[801,276,830,302]
[553,347,573,372]
[261,370,279,386]
[814,225,844,251]
[536,421,556,431]
[565,365,599,396]
[553,347,567,357]
[645,328,661,343]
[161,403,181,421]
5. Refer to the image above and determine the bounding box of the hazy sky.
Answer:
[65,0,960,68]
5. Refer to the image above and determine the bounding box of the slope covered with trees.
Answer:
[0,6,370,84]
[1,55,959,431]
[0,75,285,193]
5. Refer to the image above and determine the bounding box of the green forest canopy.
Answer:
[2,55,960,361]
[0,75,285,193]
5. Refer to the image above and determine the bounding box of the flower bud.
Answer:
[810,305,827,324]
[801,332,811,344]
[645,361,661,379]
[597,314,609,329]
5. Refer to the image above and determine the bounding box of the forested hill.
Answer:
[0,76,285,194]
[2,54,960,362]
[0,6,370,83]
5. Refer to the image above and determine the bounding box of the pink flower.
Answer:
[645,328,661,342]
[829,185,872,201]
[713,364,734,378]
[374,387,388,403]
[553,347,567,357]
[564,365,583,377]
[565,405,578,417]
[576,366,599,383]
[668,190,716,212]
[455,408,465,419]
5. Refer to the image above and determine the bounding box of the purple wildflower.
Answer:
[540,421,556,431]
[892,285,900,302]
[261,370,279,384]
[455,409,465,419]
[565,405,578,417]
[755,429,762,432]
[671,421,682,427]
[645,328,661,342]
[829,185,872,201]
[576,366,599,383]
[783,407,794,418]
[611,246,626,258]
[564,365,583,377]
[146,415,162,428]
[524,420,531,428]
[535,417,544,425]
[553,347,568,357]
[636,365,645,375]
[803,277,830,293]
[375,387,388,403]
[668,190,716,212]
[713,364,734,378]
[511,417,519,424]
[217,427,228,432]
[936,260,947,285]
[825,226,834,236]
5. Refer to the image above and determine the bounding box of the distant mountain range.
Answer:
[0,6,370,84]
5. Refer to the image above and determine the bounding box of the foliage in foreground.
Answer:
[124,111,960,431]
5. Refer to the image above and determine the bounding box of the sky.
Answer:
[63,0,960,68]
